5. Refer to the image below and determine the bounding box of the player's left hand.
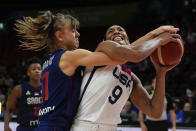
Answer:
[150,56,179,73]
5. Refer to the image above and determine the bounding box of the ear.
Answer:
[55,31,63,42]
[27,69,30,77]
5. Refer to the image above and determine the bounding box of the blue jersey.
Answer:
[39,49,83,128]
[17,82,42,128]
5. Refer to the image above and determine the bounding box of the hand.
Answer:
[150,56,179,74]
[4,126,12,131]
[141,123,148,131]
[172,126,176,131]
[156,32,182,46]
[150,25,179,38]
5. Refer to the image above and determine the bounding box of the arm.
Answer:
[170,110,176,131]
[96,31,180,63]
[139,110,148,131]
[130,72,165,118]
[130,57,178,118]
[131,25,179,46]
[59,49,124,76]
[4,85,21,131]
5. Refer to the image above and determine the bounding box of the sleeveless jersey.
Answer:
[17,82,42,127]
[39,49,83,127]
[75,64,134,125]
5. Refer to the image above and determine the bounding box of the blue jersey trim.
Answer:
[79,66,97,104]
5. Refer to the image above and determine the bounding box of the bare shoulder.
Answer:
[13,85,22,92]
[131,72,142,87]
[59,49,92,76]
[11,85,22,98]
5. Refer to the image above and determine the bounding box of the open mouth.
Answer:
[112,36,123,41]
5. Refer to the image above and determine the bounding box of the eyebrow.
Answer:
[107,28,114,32]
[107,27,124,32]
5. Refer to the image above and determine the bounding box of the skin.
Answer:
[139,78,176,131]
[4,63,41,131]
[52,21,180,76]
[102,25,179,128]
[96,25,180,63]
[71,25,180,130]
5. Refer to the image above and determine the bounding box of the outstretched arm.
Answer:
[59,49,125,76]
[131,25,179,46]
[130,57,178,118]
[96,26,180,63]
[4,85,21,131]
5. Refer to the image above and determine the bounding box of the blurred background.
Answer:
[0,0,196,130]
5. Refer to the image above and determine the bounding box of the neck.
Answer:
[29,79,41,88]
[50,43,69,53]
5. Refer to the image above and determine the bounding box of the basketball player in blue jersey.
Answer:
[4,57,42,131]
[14,10,180,131]
[71,25,181,131]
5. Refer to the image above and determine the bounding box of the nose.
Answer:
[36,69,41,73]
[113,29,120,35]
[76,31,80,37]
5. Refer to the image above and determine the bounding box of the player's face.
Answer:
[105,25,129,45]
[60,22,80,50]
[27,63,42,81]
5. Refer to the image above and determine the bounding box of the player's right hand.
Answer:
[149,25,179,38]
[156,32,181,46]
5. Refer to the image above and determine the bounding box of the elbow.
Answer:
[148,110,162,119]
[152,112,162,119]
[112,56,127,64]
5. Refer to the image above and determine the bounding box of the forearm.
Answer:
[4,110,12,127]
[128,38,162,62]
[131,31,154,46]
[139,111,145,125]
[150,72,166,118]
[96,38,163,63]
[170,110,176,128]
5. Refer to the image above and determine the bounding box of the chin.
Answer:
[113,40,121,44]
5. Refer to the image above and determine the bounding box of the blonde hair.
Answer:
[15,11,79,52]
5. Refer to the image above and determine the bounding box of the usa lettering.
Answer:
[113,67,131,88]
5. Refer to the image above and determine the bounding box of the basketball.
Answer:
[151,38,184,66]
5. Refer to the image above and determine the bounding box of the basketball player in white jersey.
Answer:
[71,25,180,131]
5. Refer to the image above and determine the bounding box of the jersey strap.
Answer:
[69,66,98,129]
[79,66,97,104]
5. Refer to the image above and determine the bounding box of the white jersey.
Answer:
[75,64,134,125]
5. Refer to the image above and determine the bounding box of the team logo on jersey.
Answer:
[34,91,39,96]
[26,91,31,95]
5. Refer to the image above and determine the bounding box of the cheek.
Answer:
[66,33,75,41]
[122,33,127,38]
[105,34,111,40]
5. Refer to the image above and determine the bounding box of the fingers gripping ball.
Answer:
[151,38,184,66]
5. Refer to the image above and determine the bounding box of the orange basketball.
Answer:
[151,38,184,66]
